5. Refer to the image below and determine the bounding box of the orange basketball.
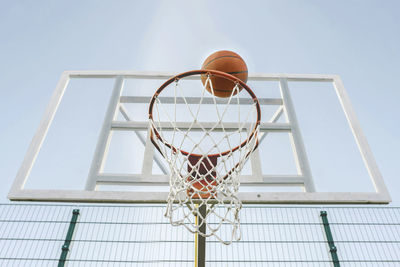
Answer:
[201,50,248,98]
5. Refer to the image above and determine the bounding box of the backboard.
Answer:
[8,71,391,204]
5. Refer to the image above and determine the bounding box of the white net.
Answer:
[149,72,260,244]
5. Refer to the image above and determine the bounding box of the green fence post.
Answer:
[58,209,80,267]
[320,211,340,267]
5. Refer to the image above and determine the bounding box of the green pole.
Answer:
[58,209,80,267]
[320,210,340,267]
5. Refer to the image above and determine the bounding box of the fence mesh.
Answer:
[0,204,399,266]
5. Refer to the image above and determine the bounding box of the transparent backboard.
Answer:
[8,71,391,204]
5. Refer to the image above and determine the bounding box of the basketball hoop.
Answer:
[149,70,261,244]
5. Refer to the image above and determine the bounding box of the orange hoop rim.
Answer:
[148,69,261,158]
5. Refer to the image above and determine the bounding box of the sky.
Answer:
[0,0,399,204]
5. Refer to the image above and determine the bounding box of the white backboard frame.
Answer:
[8,71,391,204]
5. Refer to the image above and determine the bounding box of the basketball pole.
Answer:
[195,204,206,267]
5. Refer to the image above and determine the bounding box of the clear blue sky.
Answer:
[1,1,399,203]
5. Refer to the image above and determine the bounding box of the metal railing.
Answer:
[0,203,399,266]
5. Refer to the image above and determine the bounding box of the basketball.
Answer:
[201,50,248,98]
